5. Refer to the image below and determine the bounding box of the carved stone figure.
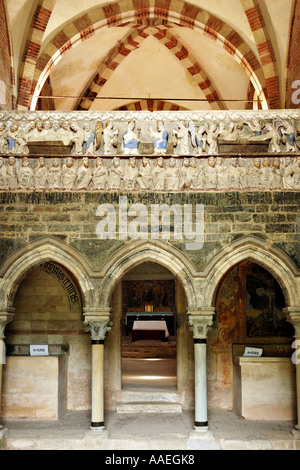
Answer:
[70,123,85,154]
[103,122,119,155]
[215,157,228,189]
[189,157,205,190]
[0,122,7,152]
[34,157,48,190]
[251,123,281,153]
[76,157,92,190]
[172,121,189,155]
[17,156,34,189]
[62,157,77,190]
[271,157,283,189]
[6,124,18,152]
[246,119,263,136]
[6,156,17,189]
[260,157,273,189]
[122,121,140,155]
[124,157,139,190]
[109,157,123,190]
[165,157,180,191]
[279,120,296,152]
[283,156,300,189]
[138,157,153,190]
[195,124,207,154]
[152,157,166,191]
[83,124,96,155]
[92,157,108,190]
[206,124,219,154]
[0,157,7,189]
[247,158,262,189]
[48,158,62,190]
[226,158,241,190]
[150,121,168,155]
[205,156,217,189]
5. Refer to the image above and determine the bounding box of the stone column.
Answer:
[84,313,112,430]
[0,311,14,438]
[188,309,214,430]
[284,307,300,435]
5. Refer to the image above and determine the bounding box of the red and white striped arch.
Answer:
[17,0,272,110]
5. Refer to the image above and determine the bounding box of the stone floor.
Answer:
[1,408,299,451]
[1,356,300,450]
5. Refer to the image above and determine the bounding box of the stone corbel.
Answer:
[283,307,300,338]
[188,308,215,339]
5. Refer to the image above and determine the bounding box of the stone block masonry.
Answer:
[0,190,299,272]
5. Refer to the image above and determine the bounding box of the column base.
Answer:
[90,421,105,430]
[194,421,208,431]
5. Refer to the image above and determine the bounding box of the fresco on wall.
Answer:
[246,266,293,337]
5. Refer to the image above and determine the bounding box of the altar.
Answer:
[132,320,170,341]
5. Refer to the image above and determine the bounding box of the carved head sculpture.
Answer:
[216,157,223,166]
[96,157,103,167]
[262,157,270,167]
[129,157,136,167]
[190,157,197,168]
[142,157,149,167]
[38,157,45,167]
[157,157,164,167]
[0,122,6,132]
[169,157,176,167]
[10,124,18,133]
[254,158,261,168]
[8,156,15,166]
[272,157,280,169]
[43,121,52,130]
[128,121,135,131]
[83,157,89,167]
[22,157,29,167]
[66,157,73,168]
[113,156,120,167]
[183,157,190,167]
[53,158,60,167]
[157,121,163,131]
[297,156,300,167]
[208,156,216,167]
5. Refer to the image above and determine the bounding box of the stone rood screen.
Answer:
[0,109,299,192]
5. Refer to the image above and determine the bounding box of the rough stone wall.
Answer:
[0,190,299,272]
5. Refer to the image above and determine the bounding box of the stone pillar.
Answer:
[284,307,300,435]
[0,311,14,438]
[188,309,214,430]
[84,312,112,430]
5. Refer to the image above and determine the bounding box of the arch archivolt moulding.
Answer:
[0,236,96,312]
[200,236,300,309]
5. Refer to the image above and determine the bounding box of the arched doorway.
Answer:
[1,261,89,419]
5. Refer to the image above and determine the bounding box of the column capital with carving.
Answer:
[188,308,215,340]
[283,307,300,338]
[0,311,15,339]
[83,318,113,341]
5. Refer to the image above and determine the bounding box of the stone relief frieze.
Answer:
[0,111,299,158]
[0,154,299,192]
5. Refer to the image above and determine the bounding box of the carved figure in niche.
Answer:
[165,157,180,191]
[215,157,228,190]
[180,157,192,189]
[70,122,85,154]
[62,157,77,190]
[227,158,241,190]
[0,122,7,152]
[17,156,34,189]
[92,157,108,190]
[251,122,281,153]
[204,156,217,189]
[278,120,296,152]
[172,121,189,155]
[6,124,18,152]
[206,123,220,154]
[6,156,17,189]
[109,156,123,190]
[57,121,72,146]
[283,156,300,189]
[48,158,61,190]
[138,157,153,190]
[122,120,140,155]
[124,157,139,190]
[34,157,48,191]
[247,157,262,189]
[152,157,166,191]
[83,123,95,155]
[238,157,248,189]
[150,121,168,154]
[0,157,7,189]
[103,121,119,155]
[270,157,283,189]
[76,157,92,190]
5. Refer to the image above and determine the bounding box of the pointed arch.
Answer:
[76,23,226,111]
[97,239,199,311]
[202,236,300,309]
[25,1,268,110]
[0,236,95,311]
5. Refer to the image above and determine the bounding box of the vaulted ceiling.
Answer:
[4,0,299,111]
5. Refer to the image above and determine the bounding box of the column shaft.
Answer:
[91,341,104,428]
[194,340,208,427]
